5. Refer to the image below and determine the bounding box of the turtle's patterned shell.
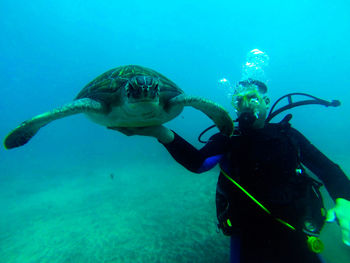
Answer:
[75,65,182,104]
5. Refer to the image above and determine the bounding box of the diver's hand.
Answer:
[326,198,350,246]
[108,125,175,144]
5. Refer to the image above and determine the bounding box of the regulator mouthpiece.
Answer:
[237,112,258,132]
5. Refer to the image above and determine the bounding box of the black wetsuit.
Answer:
[161,123,350,263]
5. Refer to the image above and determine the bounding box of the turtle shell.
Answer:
[75,65,183,107]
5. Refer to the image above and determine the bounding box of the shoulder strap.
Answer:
[275,114,303,167]
[278,114,293,131]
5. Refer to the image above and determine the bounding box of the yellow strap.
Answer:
[220,168,296,231]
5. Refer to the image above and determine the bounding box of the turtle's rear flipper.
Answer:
[4,98,105,149]
[168,95,234,136]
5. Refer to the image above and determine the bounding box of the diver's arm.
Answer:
[161,131,230,173]
[113,125,229,173]
[290,128,350,201]
[291,128,350,246]
[149,126,175,144]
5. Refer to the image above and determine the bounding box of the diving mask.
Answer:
[232,80,269,131]
[232,84,266,119]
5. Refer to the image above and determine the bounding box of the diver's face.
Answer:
[232,89,269,129]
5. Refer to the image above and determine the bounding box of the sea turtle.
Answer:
[4,65,233,149]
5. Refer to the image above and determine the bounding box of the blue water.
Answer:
[1,1,350,262]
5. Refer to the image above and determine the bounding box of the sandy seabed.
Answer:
[0,158,349,263]
[0,161,229,263]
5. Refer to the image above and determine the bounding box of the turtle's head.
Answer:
[125,76,160,104]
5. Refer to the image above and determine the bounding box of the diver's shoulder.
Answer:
[265,122,306,141]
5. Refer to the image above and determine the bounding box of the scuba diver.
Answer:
[115,77,350,262]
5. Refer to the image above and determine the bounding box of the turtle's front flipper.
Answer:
[4,98,106,149]
[168,95,234,136]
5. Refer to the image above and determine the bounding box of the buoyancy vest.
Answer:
[216,121,326,237]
